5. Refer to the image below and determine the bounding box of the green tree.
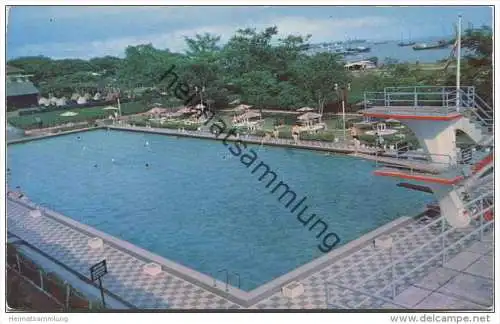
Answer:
[291,52,347,113]
[461,26,493,104]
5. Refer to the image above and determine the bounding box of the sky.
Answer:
[6,5,493,60]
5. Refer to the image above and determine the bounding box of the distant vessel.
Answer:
[398,31,415,47]
[349,39,367,44]
[373,41,389,45]
[412,40,450,51]
[398,41,416,47]
[346,46,371,54]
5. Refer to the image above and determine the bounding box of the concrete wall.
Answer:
[405,119,459,166]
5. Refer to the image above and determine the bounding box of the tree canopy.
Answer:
[7,25,493,109]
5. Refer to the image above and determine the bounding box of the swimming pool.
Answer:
[7,129,431,291]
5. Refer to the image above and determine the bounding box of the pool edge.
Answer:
[7,196,415,308]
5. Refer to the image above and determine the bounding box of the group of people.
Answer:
[77,136,152,169]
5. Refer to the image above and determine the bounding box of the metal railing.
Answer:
[323,214,447,287]
[7,248,98,310]
[325,169,493,309]
[116,124,382,155]
[363,86,483,115]
[363,85,493,152]
[326,212,493,309]
[457,91,493,130]
[363,91,458,114]
[212,269,242,291]
[353,217,492,308]
[373,149,459,175]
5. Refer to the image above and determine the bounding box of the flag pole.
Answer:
[456,14,462,112]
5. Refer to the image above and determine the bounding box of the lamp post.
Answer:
[456,14,462,112]
[335,82,351,141]
[195,86,206,112]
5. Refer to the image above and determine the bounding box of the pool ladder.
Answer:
[212,269,241,291]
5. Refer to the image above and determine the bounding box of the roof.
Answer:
[148,107,168,114]
[6,79,39,96]
[297,112,322,121]
[6,65,24,75]
[234,104,252,112]
[176,107,197,114]
[235,111,261,121]
[344,60,376,68]
[297,106,315,112]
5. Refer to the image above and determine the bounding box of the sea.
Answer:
[310,36,463,64]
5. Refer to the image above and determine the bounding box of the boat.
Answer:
[345,46,371,53]
[412,40,450,51]
[397,31,415,47]
[354,46,371,53]
[398,41,416,47]
[349,39,367,44]
[373,41,389,45]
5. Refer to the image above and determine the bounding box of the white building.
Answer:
[344,60,377,71]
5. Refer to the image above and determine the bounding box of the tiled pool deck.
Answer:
[7,197,493,310]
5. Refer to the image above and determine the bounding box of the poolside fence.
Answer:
[7,245,101,311]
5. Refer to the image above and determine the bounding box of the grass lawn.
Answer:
[8,101,149,130]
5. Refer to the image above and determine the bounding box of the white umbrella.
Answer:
[60,111,78,117]
[297,112,322,121]
[234,104,252,112]
[77,97,87,105]
[297,107,314,112]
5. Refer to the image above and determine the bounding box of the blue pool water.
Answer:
[7,129,431,291]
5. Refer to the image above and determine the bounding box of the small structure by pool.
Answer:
[364,122,398,136]
[232,108,263,131]
[297,112,326,133]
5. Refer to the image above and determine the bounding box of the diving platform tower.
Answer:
[361,86,493,228]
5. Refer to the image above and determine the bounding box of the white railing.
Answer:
[362,86,493,128]
[325,212,493,309]
[326,168,493,309]
[322,214,447,287]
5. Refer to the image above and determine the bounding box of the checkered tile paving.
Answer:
[251,216,493,309]
[7,199,240,309]
[8,199,492,310]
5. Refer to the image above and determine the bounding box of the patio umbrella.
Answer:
[297,112,322,121]
[234,104,252,112]
[60,111,78,117]
[297,107,315,112]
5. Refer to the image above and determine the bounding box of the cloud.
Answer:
[9,6,175,20]
[9,15,395,59]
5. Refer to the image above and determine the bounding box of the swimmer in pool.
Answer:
[77,136,81,141]
[94,164,98,168]
[145,163,150,168]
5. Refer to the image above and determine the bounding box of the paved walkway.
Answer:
[400,236,493,309]
[250,215,493,309]
[110,125,381,154]
[7,199,240,309]
[7,197,493,310]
